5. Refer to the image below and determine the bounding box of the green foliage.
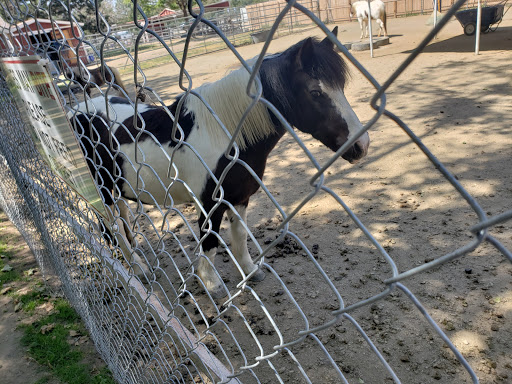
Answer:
[33,377,52,384]
[54,298,81,321]
[18,289,47,313]
[92,367,117,384]
[0,243,20,289]
[128,0,162,17]
[20,300,115,384]
[231,0,269,8]
[157,0,189,17]
[102,0,134,24]
[48,0,106,33]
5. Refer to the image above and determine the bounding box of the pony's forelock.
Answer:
[305,37,348,90]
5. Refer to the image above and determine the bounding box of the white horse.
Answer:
[350,0,388,39]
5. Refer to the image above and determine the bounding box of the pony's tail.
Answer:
[109,66,128,96]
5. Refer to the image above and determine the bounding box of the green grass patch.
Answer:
[118,54,174,75]
[20,299,115,384]
[33,376,52,384]
[18,287,47,313]
[103,42,162,59]
[0,242,21,289]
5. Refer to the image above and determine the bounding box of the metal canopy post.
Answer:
[475,0,482,55]
[367,0,374,57]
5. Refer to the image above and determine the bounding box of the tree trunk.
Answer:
[179,0,188,17]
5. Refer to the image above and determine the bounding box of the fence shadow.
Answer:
[405,25,512,53]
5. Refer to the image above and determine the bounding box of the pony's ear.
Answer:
[320,26,338,49]
[296,37,315,71]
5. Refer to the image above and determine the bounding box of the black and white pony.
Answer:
[350,0,388,39]
[69,28,370,298]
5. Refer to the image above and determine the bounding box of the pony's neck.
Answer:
[183,66,277,151]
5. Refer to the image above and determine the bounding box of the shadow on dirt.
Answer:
[405,25,512,53]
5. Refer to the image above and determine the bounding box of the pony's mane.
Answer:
[184,65,275,151]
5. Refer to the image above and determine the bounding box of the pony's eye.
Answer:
[310,90,322,98]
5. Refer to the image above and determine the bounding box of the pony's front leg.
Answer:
[107,203,151,278]
[197,246,225,298]
[226,205,265,283]
[197,208,227,299]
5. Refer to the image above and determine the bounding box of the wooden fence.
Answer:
[244,0,502,28]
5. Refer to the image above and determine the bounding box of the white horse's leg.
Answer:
[107,203,150,277]
[358,17,365,39]
[381,17,388,37]
[376,18,384,37]
[226,206,265,282]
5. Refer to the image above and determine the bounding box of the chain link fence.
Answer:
[77,0,506,70]
[0,0,511,383]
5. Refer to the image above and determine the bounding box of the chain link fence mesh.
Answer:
[0,0,511,383]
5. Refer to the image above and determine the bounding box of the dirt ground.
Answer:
[3,9,511,384]
[112,11,512,384]
[0,211,58,384]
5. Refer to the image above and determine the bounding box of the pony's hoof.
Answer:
[249,268,266,282]
[209,286,228,300]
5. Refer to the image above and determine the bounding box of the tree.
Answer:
[157,0,189,17]
[231,0,268,7]
[124,0,162,17]
[102,0,133,25]
[49,0,106,33]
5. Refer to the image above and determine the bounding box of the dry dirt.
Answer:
[114,12,512,384]
[111,11,512,384]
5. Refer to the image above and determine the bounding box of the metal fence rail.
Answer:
[0,0,510,383]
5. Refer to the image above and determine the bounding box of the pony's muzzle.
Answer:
[343,132,370,164]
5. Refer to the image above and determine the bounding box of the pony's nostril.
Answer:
[354,142,364,156]
[345,140,368,164]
